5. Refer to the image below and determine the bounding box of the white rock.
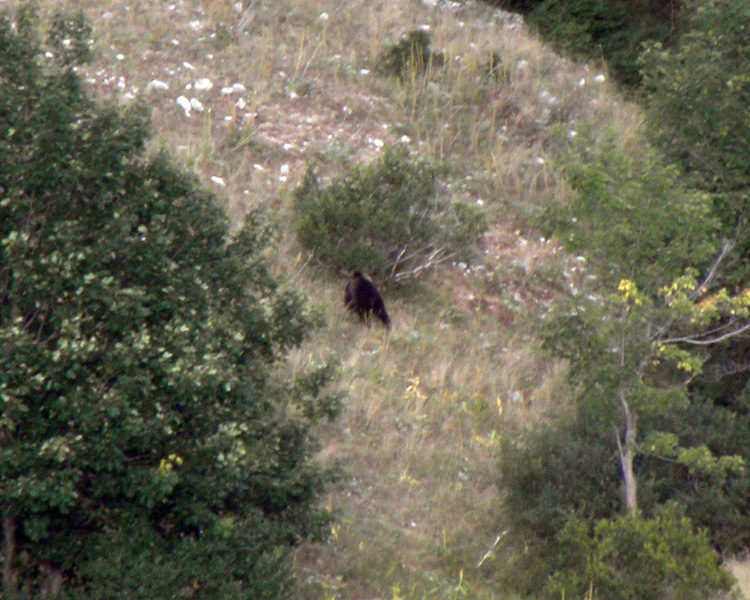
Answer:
[176,96,191,115]
[194,78,213,91]
[148,79,169,90]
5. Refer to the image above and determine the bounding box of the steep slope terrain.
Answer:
[37,0,647,597]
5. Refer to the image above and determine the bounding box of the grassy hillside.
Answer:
[36,0,656,597]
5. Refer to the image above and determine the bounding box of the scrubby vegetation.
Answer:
[3,0,750,598]
[293,145,487,281]
[375,29,446,80]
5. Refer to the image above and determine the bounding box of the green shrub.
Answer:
[642,388,750,555]
[496,419,622,593]
[547,507,734,600]
[293,145,487,281]
[375,29,445,80]
[0,4,338,598]
[530,0,669,87]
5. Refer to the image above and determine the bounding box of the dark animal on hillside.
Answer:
[344,271,391,329]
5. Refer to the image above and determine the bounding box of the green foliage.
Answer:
[640,0,750,487]
[500,274,750,594]
[547,507,734,600]
[497,420,621,566]
[641,389,750,554]
[497,400,750,595]
[531,0,671,87]
[499,242,750,595]
[293,145,487,280]
[641,0,750,282]
[0,4,338,597]
[375,30,445,80]
[486,0,676,86]
[539,123,717,294]
[643,432,745,483]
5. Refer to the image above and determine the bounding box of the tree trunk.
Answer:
[2,513,18,599]
[41,563,64,597]
[616,392,638,513]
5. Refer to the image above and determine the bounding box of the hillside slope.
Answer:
[38,0,645,597]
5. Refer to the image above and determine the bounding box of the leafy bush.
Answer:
[0,4,338,598]
[375,29,445,80]
[547,507,734,600]
[498,302,750,594]
[642,387,750,555]
[496,419,622,593]
[538,123,717,294]
[293,145,487,281]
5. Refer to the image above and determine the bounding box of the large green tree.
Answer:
[0,4,337,598]
[498,94,748,597]
[640,0,750,443]
[642,0,750,283]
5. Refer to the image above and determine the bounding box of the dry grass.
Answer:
[35,0,646,597]
[728,560,750,599]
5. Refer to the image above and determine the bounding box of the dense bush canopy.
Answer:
[293,145,487,282]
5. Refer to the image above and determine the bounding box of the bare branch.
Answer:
[690,237,736,301]
[389,245,409,280]
[651,236,741,345]
[236,0,257,33]
[392,246,455,282]
[3,514,18,598]
[658,319,750,346]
